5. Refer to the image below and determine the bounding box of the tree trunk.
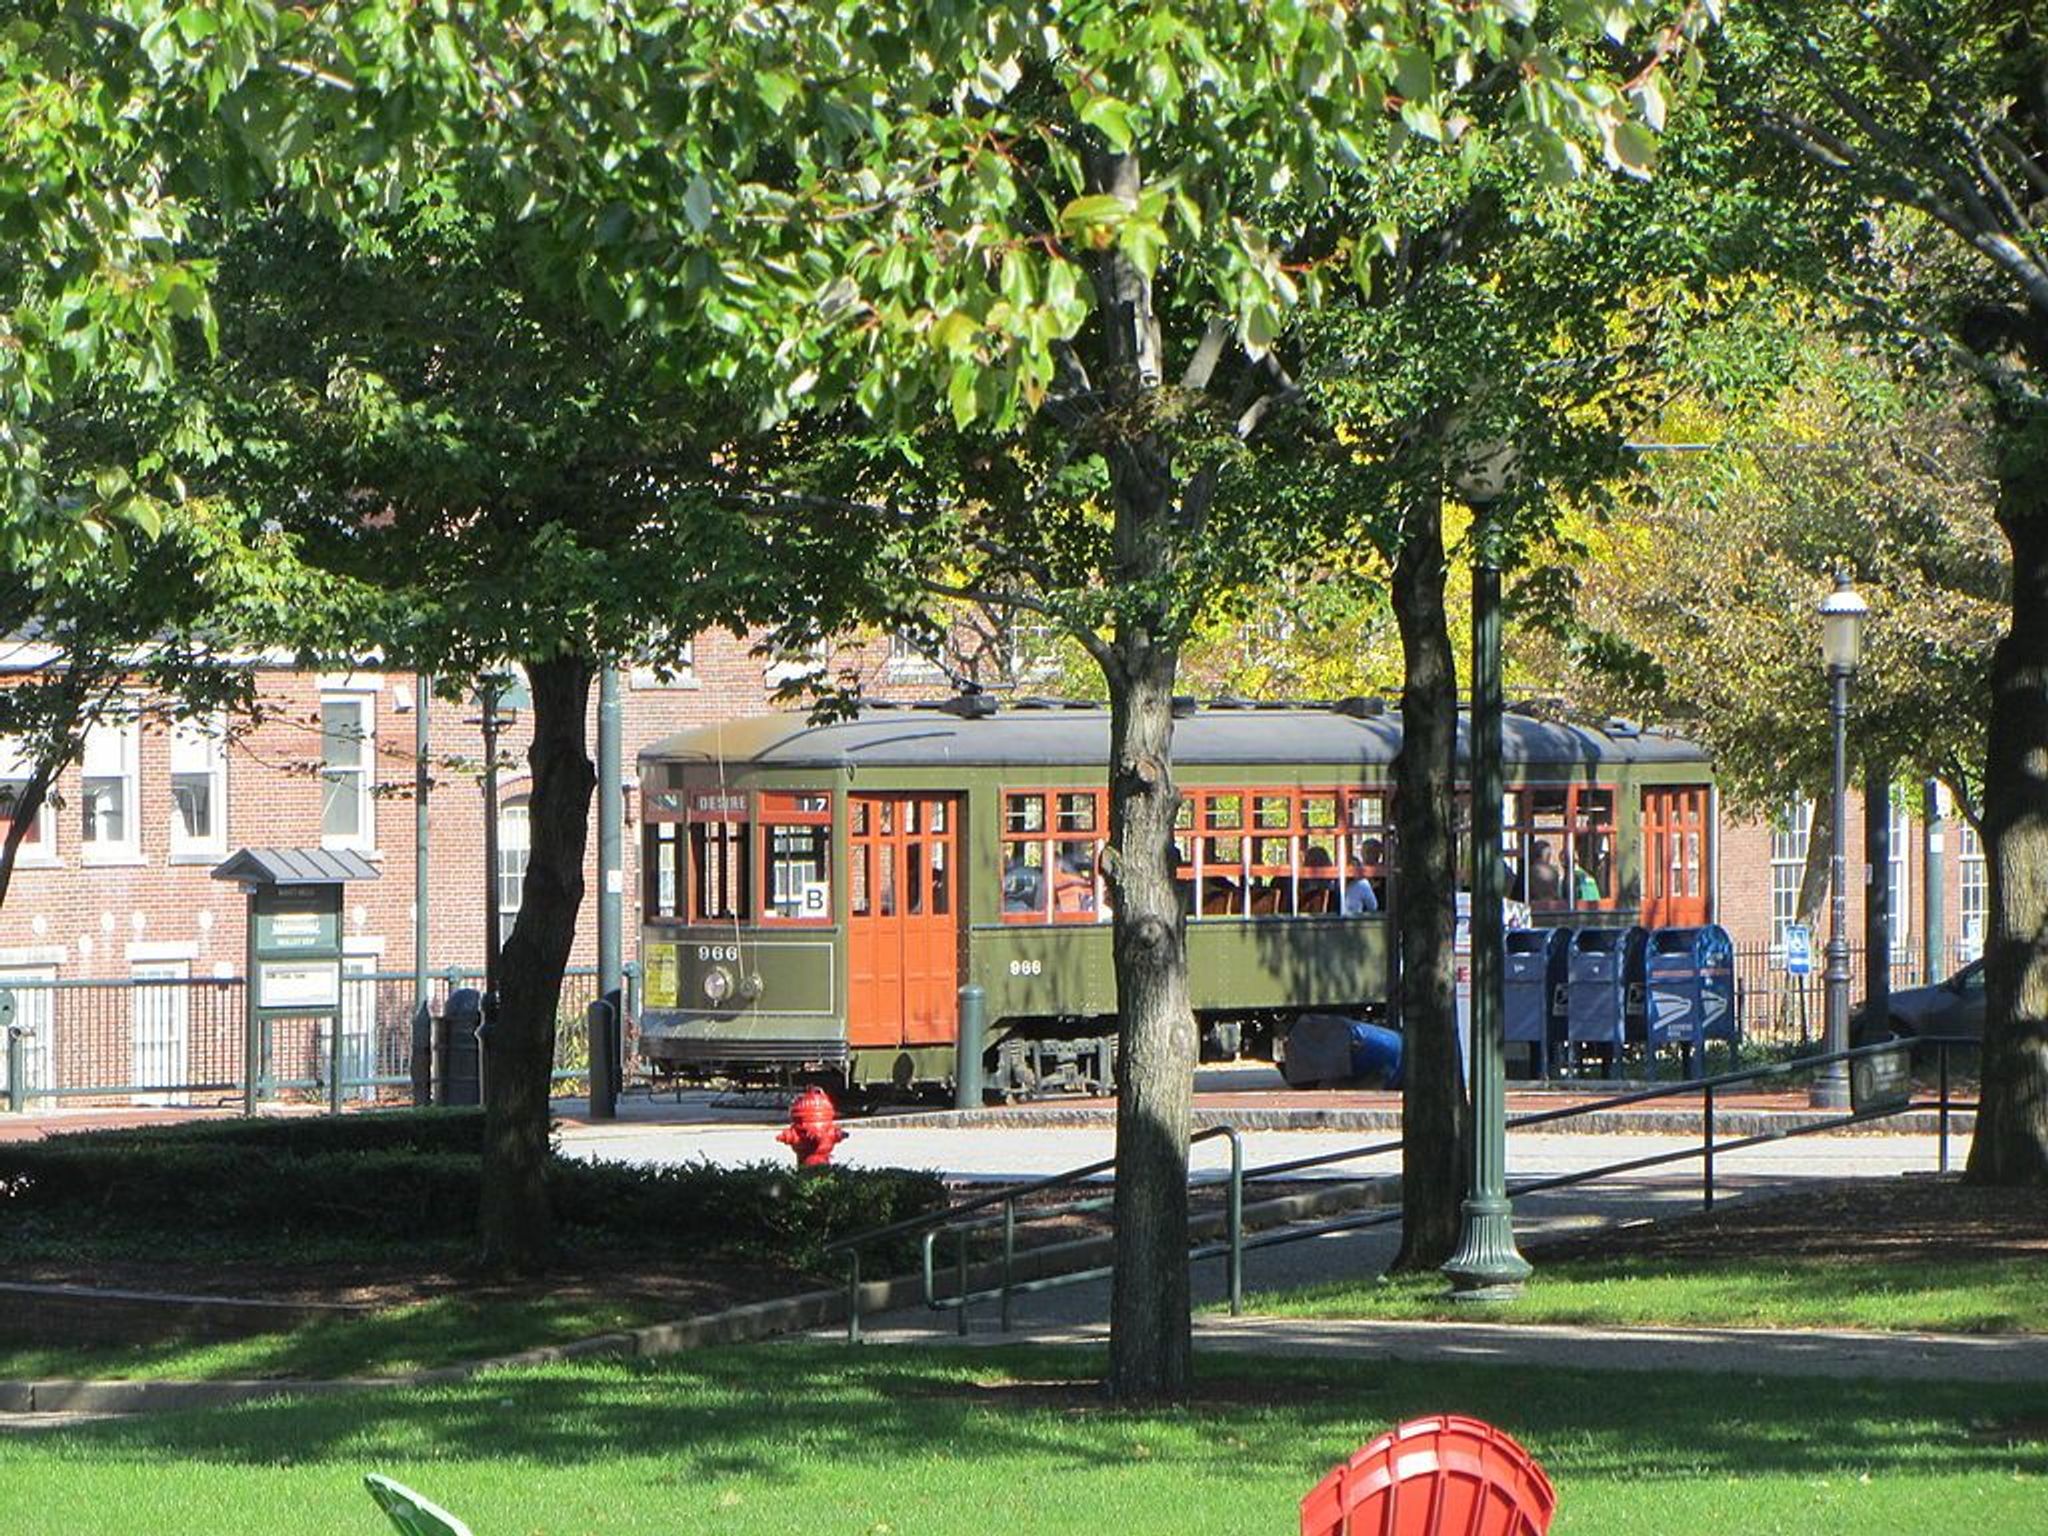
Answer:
[1967,462,2048,1186]
[1104,633,1196,1401]
[1389,483,1469,1272]
[478,651,598,1272]
[1085,139,1198,1402]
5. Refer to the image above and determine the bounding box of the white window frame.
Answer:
[1768,799,1812,952]
[168,713,229,860]
[1887,801,1912,961]
[79,712,141,864]
[1007,621,1063,685]
[763,640,828,688]
[1959,822,1987,963]
[497,796,531,942]
[0,739,58,865]
[884,631,946,682]
[628,639,698,690]
[319,691,377,852]
[131,959,190,1107]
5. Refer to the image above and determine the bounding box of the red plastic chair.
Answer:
[1300,1415,1556,1536]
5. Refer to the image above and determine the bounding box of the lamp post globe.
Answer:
[1811,573,1868,1111]
[1819,574,1868,673]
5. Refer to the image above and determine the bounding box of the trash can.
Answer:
[435,988,483,1107]
[1644,924,1737,1074]
[1567,927,1643,1076]
[1504,928,1571,1078]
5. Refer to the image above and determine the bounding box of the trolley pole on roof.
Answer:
[1443,471,1531,1301]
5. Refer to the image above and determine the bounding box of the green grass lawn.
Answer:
[1247,1254,2048,1334]
[0,1345,2038,1536]
[0,1294,690,1382]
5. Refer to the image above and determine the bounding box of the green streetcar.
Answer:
[637,698,1715,1097]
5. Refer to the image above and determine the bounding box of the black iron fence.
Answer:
[0,966,614,1111]
[1729,940,1978,1050]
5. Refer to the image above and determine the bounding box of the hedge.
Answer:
[0,1117,946,1274]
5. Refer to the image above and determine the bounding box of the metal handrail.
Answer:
[825,1032,1974,1341]
[1206,1032,1979,1265]
[832,1124,1243,1342]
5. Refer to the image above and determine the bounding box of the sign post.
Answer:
[213,849,379,1114]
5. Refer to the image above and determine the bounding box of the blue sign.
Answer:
[1783,924,1813,976]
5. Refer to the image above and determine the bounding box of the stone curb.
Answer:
[864,1105,1973,1137]
[0,1178,1399,1417]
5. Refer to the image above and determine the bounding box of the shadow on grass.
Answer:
[13,1345,2045,1487]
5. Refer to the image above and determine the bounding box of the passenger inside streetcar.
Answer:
[1053,845,1097,914]
[1003,852,1044,914]
[1300,846,1339,914]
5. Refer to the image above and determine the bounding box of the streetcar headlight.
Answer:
[703,967,733,1002]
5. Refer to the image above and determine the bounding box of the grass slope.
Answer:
[0,1346,2039,1536]
[1250,1257,2048,1334]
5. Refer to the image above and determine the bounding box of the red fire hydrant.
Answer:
[777,1086,847,1167]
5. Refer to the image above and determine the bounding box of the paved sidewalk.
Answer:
[839,1312,2048,1384]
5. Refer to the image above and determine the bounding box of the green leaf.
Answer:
[755,69,801,115]
[683,176,715,234]
[947,361,979,428]
[1077,94,1135,152]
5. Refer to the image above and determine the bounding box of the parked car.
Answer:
[1850,959,1987,1047]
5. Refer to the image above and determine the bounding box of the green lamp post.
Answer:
[1443,441,1532,1301]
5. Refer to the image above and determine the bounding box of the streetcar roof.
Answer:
[638,704,1708,773]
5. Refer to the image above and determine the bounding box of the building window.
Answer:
[628,640,697,689]
[763,640,828,689]
[320,694,375,849]
[0,740,56,861]
[885,631,946,681]
[497,798,529,942]
[1888,801,1911,960]
[1769,799,1813,951]
[1006,621,1062,684]
[80,714,139,859]
[169,714,227,857]
[1959,822,1987,962]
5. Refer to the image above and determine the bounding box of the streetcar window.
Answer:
[1572,787,1617,905]
[690,819,751,922]
[763,825,830,920]
[1003,789,1106,923]
[644,821,682,920]
[1346,792,1390,915]
[760,791,833,923]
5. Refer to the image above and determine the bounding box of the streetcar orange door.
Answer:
[847,794,960,1049]
[1641,785,1711,928]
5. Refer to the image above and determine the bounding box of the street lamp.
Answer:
[1442,441,1532,1301]
[1810,573,1868,1110]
